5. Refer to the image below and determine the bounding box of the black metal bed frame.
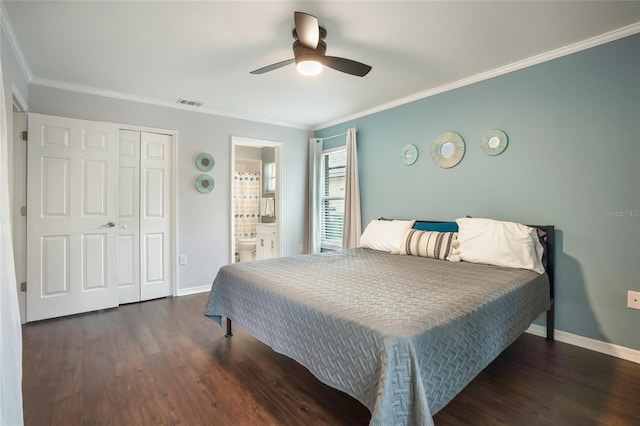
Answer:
[535,224,555,341]
[225,221,555,341]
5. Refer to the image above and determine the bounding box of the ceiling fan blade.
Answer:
[250,59,295,75]
[324,56,372,77]
[294,11,319,49]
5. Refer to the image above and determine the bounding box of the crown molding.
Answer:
[1,1,306,129]
[29,77,308,130]
[0,1,33,81]
[2,0,637,132]
[313,21,640,131]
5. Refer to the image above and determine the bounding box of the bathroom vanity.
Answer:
[256,223,278,260]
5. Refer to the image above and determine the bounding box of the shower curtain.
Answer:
[234,172,261,241]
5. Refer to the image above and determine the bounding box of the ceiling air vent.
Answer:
[176,98,203,107]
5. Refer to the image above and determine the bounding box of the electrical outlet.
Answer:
[179,255,187,265]
[628,291,640,310]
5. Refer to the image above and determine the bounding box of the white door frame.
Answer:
[11,90,28,324]
[230,136,282,264]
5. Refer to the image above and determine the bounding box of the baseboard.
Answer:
[176,284,212,297]
[526,324,640,364]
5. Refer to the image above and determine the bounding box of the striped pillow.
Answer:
[399,229,457,260]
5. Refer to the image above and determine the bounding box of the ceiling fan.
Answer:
[250,11,372,77]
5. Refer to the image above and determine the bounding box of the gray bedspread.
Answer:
[204,248,550,426]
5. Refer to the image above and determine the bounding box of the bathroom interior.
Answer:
[234,145,278,262]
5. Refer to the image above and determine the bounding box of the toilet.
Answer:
[237,238,257,262]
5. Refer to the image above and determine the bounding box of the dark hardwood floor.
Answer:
[22,293,640,426]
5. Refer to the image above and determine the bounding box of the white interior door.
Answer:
[140,131,172,301]
[26,113,119,321]
[117,130,141,304]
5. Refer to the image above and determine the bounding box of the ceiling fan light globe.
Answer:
[296,60,323,76]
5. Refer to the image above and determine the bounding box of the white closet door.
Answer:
[117,130,141,304]
[26,113,119,321]
[140,132,172,301]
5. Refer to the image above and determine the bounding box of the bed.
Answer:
[204,220,555,426]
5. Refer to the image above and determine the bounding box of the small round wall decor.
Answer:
[431,131,465,168]
[481,129,508,156]
[195,174,215,193]
[195,152,215,171]
[401,144,418,165]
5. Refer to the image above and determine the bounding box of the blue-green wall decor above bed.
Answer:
[315,33,640,352]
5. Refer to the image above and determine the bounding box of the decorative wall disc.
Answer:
[481,129,508,156]
[401,144,418,165]
[195,152,215,171]
[431,131,465,168]
[195,174,215,193]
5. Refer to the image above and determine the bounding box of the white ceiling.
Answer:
[3,1,640,129]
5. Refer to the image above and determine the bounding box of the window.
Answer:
[264,162,276,193]
[320,148,346,251]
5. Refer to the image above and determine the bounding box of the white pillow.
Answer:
[359,219,416,252]
[450,218,545,274]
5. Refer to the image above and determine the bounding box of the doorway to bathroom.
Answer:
[230,136,282,264]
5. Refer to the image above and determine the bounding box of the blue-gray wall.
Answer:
[316,34,640,350]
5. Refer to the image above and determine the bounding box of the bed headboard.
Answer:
[412,220,555,341]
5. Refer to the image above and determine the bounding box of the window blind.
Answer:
[320,149,346,251]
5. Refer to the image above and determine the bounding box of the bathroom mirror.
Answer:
[431,131,465,168]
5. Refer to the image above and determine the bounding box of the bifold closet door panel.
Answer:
[140,131,173,301]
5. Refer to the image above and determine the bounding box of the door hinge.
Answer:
[20,282,26,292]
[20,206,27,216]
[21,131,27,141]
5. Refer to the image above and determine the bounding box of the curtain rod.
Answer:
[320,128,357,141]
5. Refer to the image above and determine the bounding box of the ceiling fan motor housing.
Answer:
[293,39,327,65]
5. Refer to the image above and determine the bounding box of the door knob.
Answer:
[102,221,116,228]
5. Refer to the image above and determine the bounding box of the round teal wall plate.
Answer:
[481,129,508,156]
[195,174,214,193]
[401,144,418,165]
[195,152,215,171]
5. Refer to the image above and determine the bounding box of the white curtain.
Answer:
[308,138,322,254]
[0,56,24,424]
[342,128,361,249]
[234,172,261,241]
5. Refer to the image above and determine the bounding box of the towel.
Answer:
[261,197,275,217]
